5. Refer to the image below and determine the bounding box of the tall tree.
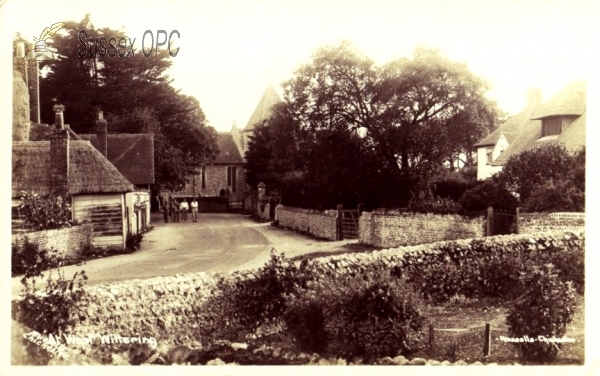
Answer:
[30,16,217,190]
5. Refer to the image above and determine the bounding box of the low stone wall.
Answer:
[275,205,337,240]
[14,229,583,356]
[359,210,484,248]
[519,212,585,234]
[12,225,92,260]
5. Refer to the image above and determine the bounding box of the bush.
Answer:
[458,179,518,212]
[407,189,462,215]
[284,271,426,361]
[12,237,58,278]
[506,264,577,363]
[430,168,478,201]
[14,267,88,336]
[126,233,143,251]
[196,251,315,345]
[18,191,72,231]
[523,178,584,212]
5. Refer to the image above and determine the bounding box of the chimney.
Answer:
[27,43,41,124]
[96,111,108,158]
[50,105,69,196]
[13,42,31,141]
[526,88,542,107]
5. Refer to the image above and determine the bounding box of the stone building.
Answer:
[167,86,282,210]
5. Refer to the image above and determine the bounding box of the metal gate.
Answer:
[339,210,359,239]
[486,207,519,236]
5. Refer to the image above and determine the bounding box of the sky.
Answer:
[1,0,596,132]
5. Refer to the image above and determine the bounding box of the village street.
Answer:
[10,213,358,297]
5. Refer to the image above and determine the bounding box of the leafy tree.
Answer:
[497,143,584,210]
[25,16,218,190]
[248,43,501,208]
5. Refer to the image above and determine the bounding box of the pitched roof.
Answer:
[213,133,244,164]
[474,105,540,147]
[79,133,155,185]
[12,140,136,197]
[488,82,586,166]
[243,86,282,131]
[531,81,586,119]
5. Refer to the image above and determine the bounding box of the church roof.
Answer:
[213,133,244,164]
[243,86,282,131]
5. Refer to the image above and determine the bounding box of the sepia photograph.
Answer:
[1,0,596,374]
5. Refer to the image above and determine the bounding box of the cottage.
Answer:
[474,82,586,180]
[12,106,139,249]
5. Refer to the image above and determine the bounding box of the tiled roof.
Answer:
[12,140,136,197]
[79,133,155,185]
[243,86,282,131]
[213,133,244,164]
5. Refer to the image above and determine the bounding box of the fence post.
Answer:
[483,323,491,357]
[486,206,493,236]
[515,207,520,234]
[336,204,343,241]
[429,324,435,352]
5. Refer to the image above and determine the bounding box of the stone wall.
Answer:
[12,225,92,260]
[519,212,585,234]
[16,229,582,350]
[275,205,338,240]
[359,210,484,248]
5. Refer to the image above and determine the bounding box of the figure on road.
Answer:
[162,201,169,223]
[180,199,189,222]
[191,198,198,222]
[172,199,180,223]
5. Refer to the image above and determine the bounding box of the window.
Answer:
[201,166,206,189]
[542,117,562,137]
[227,166,237,192]
[486,148,493,164]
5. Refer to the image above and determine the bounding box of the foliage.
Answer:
[407,189,462,215]
[125,233,143,251]
[15,262,88,336]
[245,43,501,209]
[283,271,426,360]
[19,16,218,190]
[12,237,58,278]
[458,179,518,212]
[18,191,72,231]
[195,251,315,345]
[430,167,478,201]
[506,264,577,363]
[401,232,584,304]
[523,178,584,212]
[497,144,585,210]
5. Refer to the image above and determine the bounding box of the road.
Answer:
[10,212,358,296]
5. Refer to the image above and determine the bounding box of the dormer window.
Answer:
[542,117,562,137]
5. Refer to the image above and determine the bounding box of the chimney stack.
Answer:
[53,104,65,129]
[50,105,69,196]
[27,43,41,124]
[96,110,108,158]
[526,88,542,107]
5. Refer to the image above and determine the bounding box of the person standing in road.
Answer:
[162,201,169,223]
[180,199,189,222]
[172,199,180,223]
[190,198,198,222]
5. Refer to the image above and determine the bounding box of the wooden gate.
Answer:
[486,206,519,236]
[339,209,359,239]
